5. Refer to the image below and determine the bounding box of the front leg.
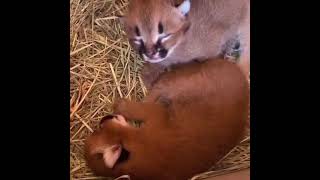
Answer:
[141,62,167,90]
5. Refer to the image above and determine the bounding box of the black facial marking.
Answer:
[135,26,140,36]
[158,22,164,34]
[138,40,146,56]
[159,48,168,58]
[155,39,162,50]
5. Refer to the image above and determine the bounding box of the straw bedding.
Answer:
[70,0,250,179]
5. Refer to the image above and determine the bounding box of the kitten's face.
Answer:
[120,0,191,63]
[84,115,129,177]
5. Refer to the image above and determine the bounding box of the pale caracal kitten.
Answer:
[119,0,250,88]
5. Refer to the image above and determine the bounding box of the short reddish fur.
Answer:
[85,59,249,180]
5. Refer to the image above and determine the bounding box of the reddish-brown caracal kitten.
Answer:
[85,59,249,180]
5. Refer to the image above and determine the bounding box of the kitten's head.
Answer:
[119,0,191,63]
[84,115,130,177]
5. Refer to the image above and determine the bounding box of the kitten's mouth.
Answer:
[143,55,166,63]
[142,48,169,63]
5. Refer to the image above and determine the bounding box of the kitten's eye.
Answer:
[158,22,164,34]
[135,26,140,36]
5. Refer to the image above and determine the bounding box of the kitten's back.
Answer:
[142,59,249,180]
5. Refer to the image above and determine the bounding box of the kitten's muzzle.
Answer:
[145,48,158,59]
[143,44,168,60]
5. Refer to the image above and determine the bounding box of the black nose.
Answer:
[99,115,115,127]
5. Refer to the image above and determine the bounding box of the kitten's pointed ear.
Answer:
[102,145,122,168]
[176,0,191,16]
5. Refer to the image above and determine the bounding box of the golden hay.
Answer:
[70,0,250,179]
